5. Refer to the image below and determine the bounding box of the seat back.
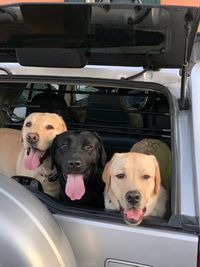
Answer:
[85,94,143,128]
[27,92,69,122]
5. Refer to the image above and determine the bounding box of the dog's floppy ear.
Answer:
[60,117,67,131]
[54,113,67,132]
[102,160,112,192]
[100,144,107,167]
[102,155,121,210]
[93,132,107,167]
[150,155,161,194]
[20,124,25,143]
[50,137,57,170]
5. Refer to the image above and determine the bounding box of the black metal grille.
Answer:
[1,84,171,158]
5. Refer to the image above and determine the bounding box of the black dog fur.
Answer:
[51,130,107,208]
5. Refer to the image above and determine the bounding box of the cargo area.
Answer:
[0,80,174,228]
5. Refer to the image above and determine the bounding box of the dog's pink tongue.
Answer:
[24,148,43,170]
[124,208,143,221]
[65,174,85,200]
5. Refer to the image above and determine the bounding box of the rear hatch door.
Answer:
[0,3,199,69]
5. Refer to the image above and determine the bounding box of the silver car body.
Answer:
[0,2,199,267]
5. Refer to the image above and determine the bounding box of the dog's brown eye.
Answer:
[60,144,68,150]
[46,125,54,130]
[142,174,150,180]
[84,144,93,151]
[116,173,125,179]
[25,121,32,127]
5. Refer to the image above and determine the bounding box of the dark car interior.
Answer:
[0,81,171,227]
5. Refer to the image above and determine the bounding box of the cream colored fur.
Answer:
[0,112,67,197]
[103,152,168,223]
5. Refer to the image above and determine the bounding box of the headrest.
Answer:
[27,92,68,121]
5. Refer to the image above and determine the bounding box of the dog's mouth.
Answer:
[123,207,146,225]
[24,147,49,170]
[63,172,89,201]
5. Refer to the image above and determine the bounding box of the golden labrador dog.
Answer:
[0,112,67,197]
[102,152,168,225]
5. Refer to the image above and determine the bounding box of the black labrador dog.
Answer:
[51,130,107,208]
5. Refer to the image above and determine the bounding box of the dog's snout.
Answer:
[68,160,82,168]
[125,190,141,205]
[26,133,39,144]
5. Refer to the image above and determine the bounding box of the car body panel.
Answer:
[190,63,200,228]
[0,63,181,85]
[55,214,198,267]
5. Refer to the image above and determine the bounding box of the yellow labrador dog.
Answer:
[0,112,67,197]
[102,152,168,225]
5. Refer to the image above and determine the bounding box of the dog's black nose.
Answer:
[26,133,39,144]
[125,190,141,205]
[68,160,82,168]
